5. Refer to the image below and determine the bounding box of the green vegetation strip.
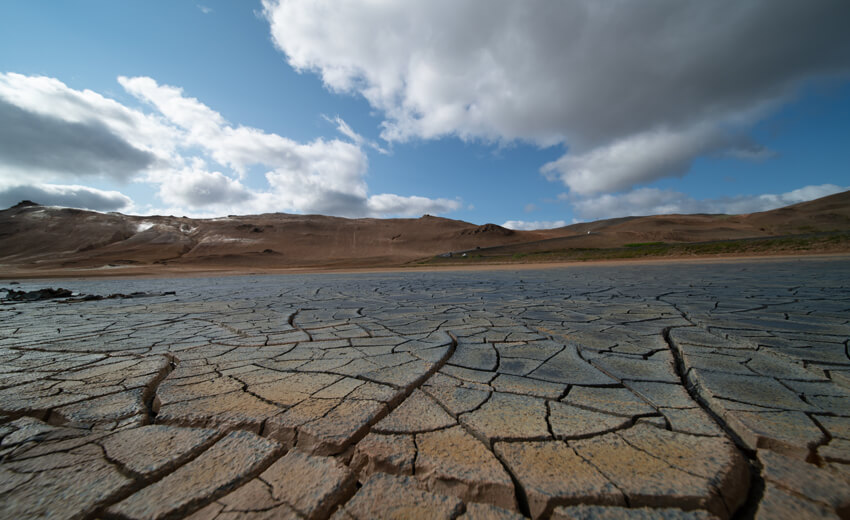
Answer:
[624,242,666,248]
[419,232,850,265]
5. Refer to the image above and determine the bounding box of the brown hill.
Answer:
[0,205,542,272]
[0,191,848,275]
[491,190,850,254]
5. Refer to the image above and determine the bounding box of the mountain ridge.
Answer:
[1,190,848,275]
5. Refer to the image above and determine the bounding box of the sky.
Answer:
[0,1,848,229]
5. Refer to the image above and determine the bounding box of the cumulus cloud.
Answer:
[502,220,567,231]
[263,1,850,193]
[119,76,367,185]
[542,125,729,196]
[325,115,389,155]
[570,184,849,221]
[540,127,778,196]
[366,194,460,217]
[155,168,253,208]
[119,76,449,217]
[0,98,154,180]
[0,73,457,218]
[0,73,168,182]
[0,183,132,212]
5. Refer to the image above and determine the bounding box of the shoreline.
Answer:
[2,251,848,281]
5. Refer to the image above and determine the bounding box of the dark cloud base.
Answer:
[0,98,154,178]
[0,185,131,212]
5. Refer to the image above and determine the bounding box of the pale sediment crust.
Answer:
[1,258,848,519]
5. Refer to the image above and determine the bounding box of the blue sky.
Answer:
[0,1,848,228]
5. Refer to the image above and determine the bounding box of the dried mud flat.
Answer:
[1,258,849,520]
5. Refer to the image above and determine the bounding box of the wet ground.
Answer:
[1,258,849,519]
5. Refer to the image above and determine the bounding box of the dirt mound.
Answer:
[459,223,515,236]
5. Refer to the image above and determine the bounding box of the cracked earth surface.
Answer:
[1,259,849,519]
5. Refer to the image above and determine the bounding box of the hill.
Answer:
[1,191,848,276]
[0,202,542,274]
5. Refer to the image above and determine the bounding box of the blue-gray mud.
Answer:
[1,258,848,519]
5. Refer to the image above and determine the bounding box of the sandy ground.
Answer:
[2,252,848,281]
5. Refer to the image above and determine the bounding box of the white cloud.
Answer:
[0,73,458,218]
[771,184,849,207]
[197,4,213,15]
[366,193,460,217]
[324,115,389,155]
[118,76,224,143]
[0,96,155,180]
[0,183,132,212]
[502,220,567,231]
[120,75,455,217]
[541,126,777,195]
[0,73,172,182]
[541,125,728,195]
[570,184,849,221]
[263,1,850,193]
[155,167,253,208]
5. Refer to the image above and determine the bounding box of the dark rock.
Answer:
[58,291,177,303]
[1,288,73,301]
[460,223,514,236]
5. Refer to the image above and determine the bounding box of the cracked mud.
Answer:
[1,259,849,519]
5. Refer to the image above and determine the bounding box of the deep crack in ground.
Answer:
[1,257,849,519]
